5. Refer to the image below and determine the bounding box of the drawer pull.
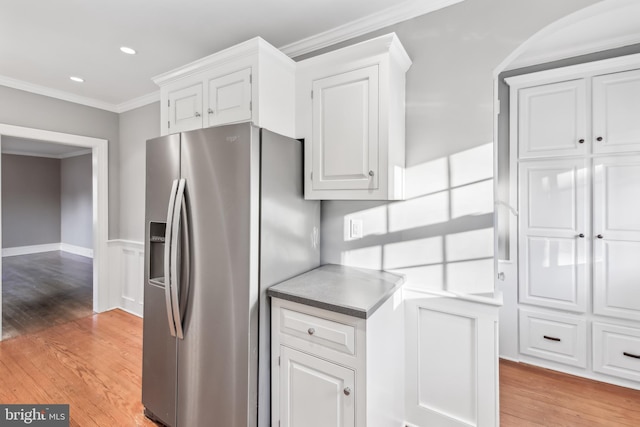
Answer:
[307,328,315,335]
[623,352,640,359]
[543,335,561,342]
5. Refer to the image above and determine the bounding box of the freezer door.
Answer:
[177,123,260,427]
[143,133,181,427]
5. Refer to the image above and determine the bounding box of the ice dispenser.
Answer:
[149,221,166,286]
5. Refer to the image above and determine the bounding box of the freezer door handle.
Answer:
[170,178,187,339]
[164,179,179,337]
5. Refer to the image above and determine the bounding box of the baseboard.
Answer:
[60,243,94,258]
[2,243,61,257]
[2,243,93,258]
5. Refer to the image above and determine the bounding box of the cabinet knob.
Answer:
[208,108,214,115]
[578,233,585,238]
[307,328,315,335]
[194,112,201,117]
[343,387,351,396]
[368,170,374,177]
[578,139,585,144]
[596,136,603,142]
[597,234,604,239]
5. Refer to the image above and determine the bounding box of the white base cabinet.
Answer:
[154,37,295,137]
[271,295,404,427]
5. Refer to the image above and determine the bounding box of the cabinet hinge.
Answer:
[310,172,313,180]
[249,74,252,84]
[168,121,170,129]
[311,90,313,99]
[249,101,252,112]
[168,99,170,107]
[278,356,281,366]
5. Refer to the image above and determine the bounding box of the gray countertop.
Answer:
[267,264,405,319]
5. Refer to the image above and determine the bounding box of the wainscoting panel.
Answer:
[107,240,144,317]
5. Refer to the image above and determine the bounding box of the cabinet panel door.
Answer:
[518,79,587,159]
[168,83,203,133]
[280,346,355,427]
[518,159,589,311]
[593,69,640,154]
[593,155,640,320]
[207,68,252,127]
[311,65,378,191]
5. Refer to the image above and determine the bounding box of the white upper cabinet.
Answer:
[297,33,412,200]
[154,37,295,137]
[592,68,640,154]
[517,79,587,159]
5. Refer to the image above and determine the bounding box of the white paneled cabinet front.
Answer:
[311,65,379,192]
[592,68,640,154]
[297,33,412,200]
[518,158,589,312]
[279,346,355,427]
[517,79,587,159]
[593,155,640,321]
[154,37,295,137]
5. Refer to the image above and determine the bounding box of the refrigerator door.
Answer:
[177,123,260,427]
[143,133,181,426]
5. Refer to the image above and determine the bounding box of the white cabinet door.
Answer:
[518,79,587,159]
[593,69,640,154]
[168,83,203,133]
[311,65,379,192]
[207,68,252,127]
[518,159,589,311]
[593,155,640,321]
[279,346,355,427]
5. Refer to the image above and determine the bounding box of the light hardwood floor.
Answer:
[1,309,640,426]
[2,251,93,340]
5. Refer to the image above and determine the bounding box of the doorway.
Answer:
[0,124,109,340]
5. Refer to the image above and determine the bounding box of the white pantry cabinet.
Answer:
[507,54,640,389]
[271,295,404,427]
[153,37,295,137]
[296,33,412,200]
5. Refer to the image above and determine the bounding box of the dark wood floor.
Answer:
[501,359,640,426]
[2,251,93,340]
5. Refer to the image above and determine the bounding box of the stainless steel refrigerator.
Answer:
[142,122,320,427]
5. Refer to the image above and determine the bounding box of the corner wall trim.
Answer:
[2,243,94,258]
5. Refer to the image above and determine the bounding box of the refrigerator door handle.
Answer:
[164,179,180,338]
[170,178,187,339]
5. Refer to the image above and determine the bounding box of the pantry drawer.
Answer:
[519,308,587,367]
[280,308,355,355]
[593,322,640,382]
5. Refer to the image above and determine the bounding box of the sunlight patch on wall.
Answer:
[387,265,445,292]
[451,179,493,218]
[383,237,443,270]
[445,228,494,262]
[449,142,493,187]
[447,259,494,293]
[340,245,382,270]
[342,204,387,241]
[388,191,449,232]
[404,157,449,199]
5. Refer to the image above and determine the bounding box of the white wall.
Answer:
[61,153,93,249]
[118,102,160,242]
[303,0,601,294]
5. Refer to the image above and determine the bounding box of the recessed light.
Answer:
[70,76,84,83]
[120,46,137,55]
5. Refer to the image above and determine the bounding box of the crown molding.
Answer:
[0,74,121,113]
[279,0,464,58]
[115,91,160,113]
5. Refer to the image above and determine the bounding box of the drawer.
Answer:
[519,308,587,367]
[593,322,640,382]
[280,308,355,355]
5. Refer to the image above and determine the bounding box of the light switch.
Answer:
[349,219,363,240]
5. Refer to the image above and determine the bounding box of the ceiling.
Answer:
[1,136,90,158]
[0,0,461,113]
